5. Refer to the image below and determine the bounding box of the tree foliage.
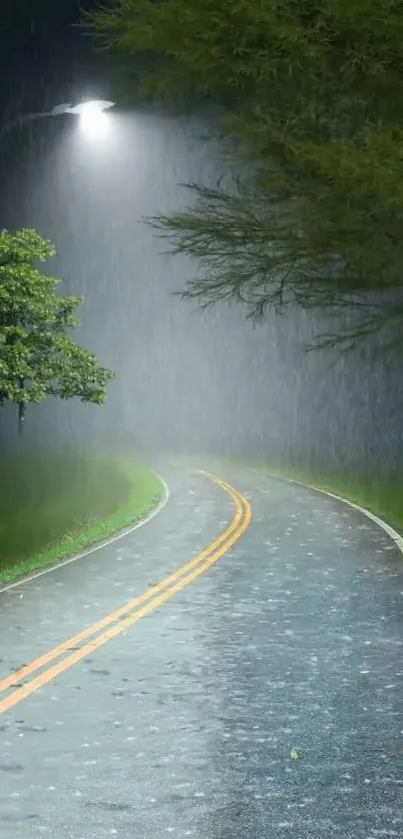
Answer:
[0,228,114,430]
[87,0,403,350]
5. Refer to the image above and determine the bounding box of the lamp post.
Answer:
[0,99,115,432]
[0,99,115,141]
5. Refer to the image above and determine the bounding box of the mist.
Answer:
[2,10,403,836]
[0,102,401,473]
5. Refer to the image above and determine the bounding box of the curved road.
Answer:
[1,462,403,838]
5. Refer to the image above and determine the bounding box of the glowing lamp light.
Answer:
[62,100,115,138]
[79,102,108,137]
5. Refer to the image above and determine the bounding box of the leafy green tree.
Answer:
[0,228,114,432]
[87,0,403,350]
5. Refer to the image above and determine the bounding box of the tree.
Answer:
[0,228,114,432]
[87,0,403,351]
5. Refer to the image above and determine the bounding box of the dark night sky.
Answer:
[0,0,111,224]
[0,0,104,118]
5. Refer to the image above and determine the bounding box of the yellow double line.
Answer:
[0,471,251,715]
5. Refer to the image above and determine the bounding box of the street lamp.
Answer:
[0,96,115,434]
[56,100,115,138]
[0,99,115,140]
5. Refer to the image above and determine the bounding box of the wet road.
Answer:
[1,462,403,838]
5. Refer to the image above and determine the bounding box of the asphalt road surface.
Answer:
[1,462,403,839]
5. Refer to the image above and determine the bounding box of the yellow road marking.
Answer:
[0,471,242,694]
[0,472,251,715]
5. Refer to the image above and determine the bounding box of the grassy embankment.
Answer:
[254,462,403,533]
[0,453,163,585]
[183,454,403,533]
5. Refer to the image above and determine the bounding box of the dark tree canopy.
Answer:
[87,0,403,350]
[0,228,114,430]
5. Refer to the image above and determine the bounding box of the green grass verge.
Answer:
[252,462,403,533]
[177,453,403,534]
[0,454,163,586]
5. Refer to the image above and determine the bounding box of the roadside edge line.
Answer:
[0,473,251,714]
[0,472,170,594]
[254,468,403,556]
[0,473,243,694]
